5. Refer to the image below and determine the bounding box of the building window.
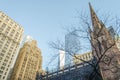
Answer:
[18,27,21,31]
[3,47,7,50]
[1,66,5,70]
[10,21,13,26]
[0,57,2,60]
[5,18,9,23]
[7,53,11,56]
[0,41,3,44]
[0,29,3,32]
[5,31,9,35]
[6,56,9,59]
[18,77,21,80]
[1,37,5,41]
[0,75,1,78]
[0,70,3,74]
[8,65,10,67]
[5,43,9,47]
[9,50,12,53]
[3,76,5,79]
[0,44,2,48]
[0,20,1,24]
[10,46,13,49]
[0,15,5,19]
[2,62,7,66]
[6,68,8,71]
[14,25,17,28]
[4,59,8,62]
[2,50,6,53]
[7,40,10,44]
[0,53,4,57]
[1,23,6,28]
[4,72,7,75]
[12,55,14,57]
[10,33,13,37]
[6,26,11,31]
[11,43,15,46]
[11,30,15,34]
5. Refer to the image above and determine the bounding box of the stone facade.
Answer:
[89,3,120,80]
[10,40,42,80]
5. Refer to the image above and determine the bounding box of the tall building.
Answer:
[89,3,120,80]
[65,31,80,65]
[0,11,24,80]
[10,40,42,80]
[73,52,93,64]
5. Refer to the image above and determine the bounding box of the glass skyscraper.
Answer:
[65,31,80,65]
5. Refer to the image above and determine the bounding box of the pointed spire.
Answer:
[89,3,101,30]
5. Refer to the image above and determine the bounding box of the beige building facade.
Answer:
[0,11,24,80]
[73,52,93,64]
[10,40,42,80]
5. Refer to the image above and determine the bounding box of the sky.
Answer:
[0,0,120,70]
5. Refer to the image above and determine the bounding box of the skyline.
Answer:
[0,0,120,69]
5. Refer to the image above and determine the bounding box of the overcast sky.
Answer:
[0,0,120,70]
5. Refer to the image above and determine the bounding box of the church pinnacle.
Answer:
[89,3,101,30]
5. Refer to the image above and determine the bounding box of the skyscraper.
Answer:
[10,40,42,80]
[0,11,24,80]
[65,31,80,65]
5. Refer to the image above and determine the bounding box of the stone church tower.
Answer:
[89,3,120,80]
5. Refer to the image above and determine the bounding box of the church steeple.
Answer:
[89,3,101,30]
[89,3,120,80]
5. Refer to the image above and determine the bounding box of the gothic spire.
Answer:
[89,3,101,30]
